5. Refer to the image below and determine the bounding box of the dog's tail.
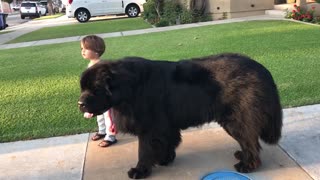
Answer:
[260,88,283,144]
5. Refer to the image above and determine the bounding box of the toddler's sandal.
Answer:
[98,139,118,147]
[91,133,106,141]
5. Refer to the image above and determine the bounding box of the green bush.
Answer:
[142,0,160,24]
[156,18,170,27]
[179,9,193,24]
[142,0,211,27]
[191,9,212,22]
[162,0,182,25]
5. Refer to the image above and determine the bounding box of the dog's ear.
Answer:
[105,61,139,106]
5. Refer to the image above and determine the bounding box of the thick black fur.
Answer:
[78,53,282,179]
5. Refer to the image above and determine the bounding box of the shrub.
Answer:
[142,0,211,27]
[179,9,193,24]
[191,9,213,22]
[142,0,160,24]
[162,0,183,25]
[286,4,316,22]
[314,16,320,24]
[156,18,170,27]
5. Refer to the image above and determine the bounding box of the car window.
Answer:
[21,3,36,7]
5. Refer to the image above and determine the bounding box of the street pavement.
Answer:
[0,14,319,180]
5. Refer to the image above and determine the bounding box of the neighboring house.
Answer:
[177,0,319,20]
[177,0,274,20]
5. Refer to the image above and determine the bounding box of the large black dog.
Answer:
[78,53,282,179]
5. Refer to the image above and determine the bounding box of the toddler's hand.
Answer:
[84,112,94,118]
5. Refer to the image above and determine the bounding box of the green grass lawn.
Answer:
[0,20,319,143]
[7,17,152,44]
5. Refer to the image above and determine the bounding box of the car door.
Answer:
[36,3,46,15]
[102,0,124,14]
[86,0,105,16]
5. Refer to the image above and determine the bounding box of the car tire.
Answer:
[75,8,90,23]
[21,15,25,19]
[126,4,140,17]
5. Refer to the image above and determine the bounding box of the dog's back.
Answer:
[167,53,282,172]
[167,53,282,142]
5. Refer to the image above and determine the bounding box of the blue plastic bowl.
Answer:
[201,170,251,180]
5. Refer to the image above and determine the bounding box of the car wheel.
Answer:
[126,4,140,17]
[75,9,90,23]
[21,15,25,19]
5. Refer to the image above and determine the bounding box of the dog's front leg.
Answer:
[128,134,154,179]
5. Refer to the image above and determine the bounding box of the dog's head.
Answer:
[78,60,138,116]
[78,62,113,116]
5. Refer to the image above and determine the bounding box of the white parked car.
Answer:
[66,0,146,23]
[20,1,46,19]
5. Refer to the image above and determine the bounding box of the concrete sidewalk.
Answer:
[1,104,319,180]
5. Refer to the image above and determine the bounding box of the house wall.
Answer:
[209,0,274,20]
[177,0,274,20]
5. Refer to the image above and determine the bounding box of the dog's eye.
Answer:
[78,101,86,108]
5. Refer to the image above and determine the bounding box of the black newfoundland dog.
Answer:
[78,53,282,179]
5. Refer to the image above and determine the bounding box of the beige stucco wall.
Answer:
[209,0,274,20]
[177,0,274,20]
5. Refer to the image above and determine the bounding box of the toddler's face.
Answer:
[80,42,99,60]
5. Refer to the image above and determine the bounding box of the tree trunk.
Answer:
[47,0,55,15]
[154,0,164,18]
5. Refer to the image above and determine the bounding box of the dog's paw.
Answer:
[127,167,151,179]
[234,158,261,173]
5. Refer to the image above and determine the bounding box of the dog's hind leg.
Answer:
[223,121,262,173]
